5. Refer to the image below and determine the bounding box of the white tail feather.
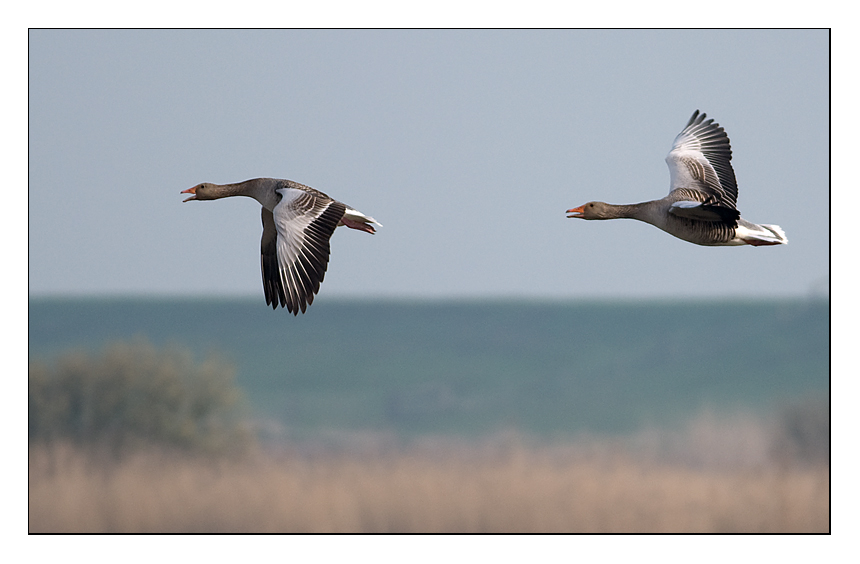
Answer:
[339,207,382,234]
[735,222,788,246]
[760,224,787,243]
[344,207,382,227]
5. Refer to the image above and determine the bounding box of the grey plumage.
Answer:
[567,110,787,247]
[181,177,379,314]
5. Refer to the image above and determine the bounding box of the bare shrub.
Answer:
[29,339,253,456]
[770,395,830,466]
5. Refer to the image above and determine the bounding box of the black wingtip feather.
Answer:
[263,198,347,315]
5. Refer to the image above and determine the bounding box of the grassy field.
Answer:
[29,437,829,534]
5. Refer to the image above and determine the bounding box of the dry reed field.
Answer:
[28,343,830,533]
[29,440,829,534]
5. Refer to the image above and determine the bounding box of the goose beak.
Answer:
[181,187,197,202]
[566,206,585,219]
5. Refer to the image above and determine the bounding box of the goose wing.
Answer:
[261,186,346,315]
[665,110,740,224]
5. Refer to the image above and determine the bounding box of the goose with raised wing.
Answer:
[566,110,787,246]
[182,178,381,315]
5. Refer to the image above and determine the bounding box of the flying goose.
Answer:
[566,110,787,246]
[181,178,380,314]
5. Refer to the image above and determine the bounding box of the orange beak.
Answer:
[181,187,197,202]
[566,205,585,218]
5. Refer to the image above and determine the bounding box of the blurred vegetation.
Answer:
[29,437,829,533]
[770,395,830,467]
[29,339,254,456]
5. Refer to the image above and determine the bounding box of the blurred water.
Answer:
[29,297,829,438]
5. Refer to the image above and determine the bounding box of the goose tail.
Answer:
[339,207,382,234]
[735,220,788,246]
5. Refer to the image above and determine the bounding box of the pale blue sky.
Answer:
[28,29,829,299]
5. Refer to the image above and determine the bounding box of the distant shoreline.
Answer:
[28,294,830,306]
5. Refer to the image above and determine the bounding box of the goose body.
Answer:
[181,178,380,315]
[566,110,787,247]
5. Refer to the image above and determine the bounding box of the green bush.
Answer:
[29,339,253,455]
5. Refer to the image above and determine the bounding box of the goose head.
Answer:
[566,201,614,220]
[181,183,217,202]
